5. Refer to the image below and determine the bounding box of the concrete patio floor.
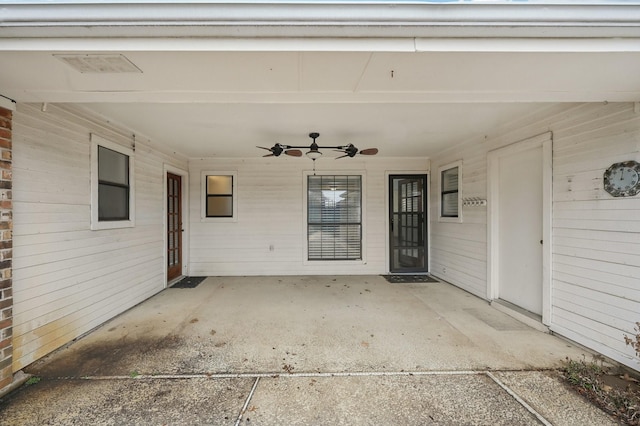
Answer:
[0,276,618,425]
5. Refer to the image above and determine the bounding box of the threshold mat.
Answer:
[383,275,439,284]
[171,276,207,289]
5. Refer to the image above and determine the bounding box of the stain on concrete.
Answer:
[25,334,187,378]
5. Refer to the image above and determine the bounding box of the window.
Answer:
[307,175,362,261]
[439,161,462,222]
[201,171,237,221]
[91,134,135,230]
[206,175,233,217]
[98,146,129,220]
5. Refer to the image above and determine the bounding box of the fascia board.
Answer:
[1,2,640,39]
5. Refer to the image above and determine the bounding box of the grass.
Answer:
[25,376,41,386]
[563,357,640,425]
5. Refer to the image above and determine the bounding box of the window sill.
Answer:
[91,219,135,230]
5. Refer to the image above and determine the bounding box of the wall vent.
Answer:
[54,54,142,74]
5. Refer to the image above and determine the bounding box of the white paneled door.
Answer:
[488,132,551,320]
[497,145,543,315]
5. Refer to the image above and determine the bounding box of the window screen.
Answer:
[441,166,459,218]
[308,175,362,261]
[206,175,233,217]
[98,146,130,221]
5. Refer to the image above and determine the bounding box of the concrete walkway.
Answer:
[0,276,617,425]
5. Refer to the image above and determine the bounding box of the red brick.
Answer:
[0,108,12,119]
[0,118,10,131]
[0,376,12,391]
[0,318,10,330]
[0,337,10,350]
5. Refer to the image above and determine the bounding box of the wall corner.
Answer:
[0,106,13,393]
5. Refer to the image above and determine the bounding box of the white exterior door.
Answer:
[488,132,552,321]
[498,146,543,314]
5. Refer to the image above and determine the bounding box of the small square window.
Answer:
[439,161,462,222]
[91,134,135,230]
[201,172,237,221]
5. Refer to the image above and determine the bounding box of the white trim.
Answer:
[0,97,16,111]
[438,160,463,223]
[163,164,189,288]
[200,170,238,223]
[90,133,135,230]
[487,131,552,326]
[2,3,640,40]
[302,170,367,267]
[384,170,430,274]
[5,37,640,53]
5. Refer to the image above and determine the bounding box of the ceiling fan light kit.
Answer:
[257,132,378,161]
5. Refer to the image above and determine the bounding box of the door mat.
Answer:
[171,276,207,289]
[383,275,439,284]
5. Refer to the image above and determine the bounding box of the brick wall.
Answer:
[0,106,12,391]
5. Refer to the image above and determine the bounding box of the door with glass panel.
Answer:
[167,172,182,281]
[389,175,428,273]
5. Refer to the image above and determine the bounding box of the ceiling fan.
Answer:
[257,132,379,160]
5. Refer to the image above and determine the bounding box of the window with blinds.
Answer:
[441,166,459,218]
[307,175,362,261]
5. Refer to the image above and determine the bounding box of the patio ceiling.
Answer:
[1,1,640,159]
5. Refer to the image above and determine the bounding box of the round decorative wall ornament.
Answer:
[603,160,640,197]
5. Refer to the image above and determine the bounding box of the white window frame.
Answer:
[302,170,367,265]
[90,134,135,230]
[438,160,463,223]
[201,171,238,222]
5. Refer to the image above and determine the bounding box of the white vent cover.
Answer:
[54,54,142,74]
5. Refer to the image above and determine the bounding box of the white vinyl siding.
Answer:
[11,103,188,371]
[189,158,428,276]
[430,102,640,371]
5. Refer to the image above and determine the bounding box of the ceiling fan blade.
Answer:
[359,148,379,155]
[335,154,349,159]
[285,149,303,157]
[257,146,273,151]
[263,153,275,157]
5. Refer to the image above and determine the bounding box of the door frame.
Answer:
[385,170,430,274]
[163,164,189,287]
[487,132,552,325]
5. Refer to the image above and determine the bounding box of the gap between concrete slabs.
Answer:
[14,370,615,425]
[107,370,553,425]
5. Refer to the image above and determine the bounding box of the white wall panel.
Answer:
[429,102,640,370]
[188,157,428,276]
[11,103,187,370]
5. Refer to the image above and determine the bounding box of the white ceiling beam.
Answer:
[15,90,640,104]
[2,36,640,53]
